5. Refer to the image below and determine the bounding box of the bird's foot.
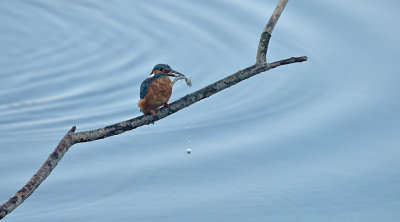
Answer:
[150,110,157,116]
[164,103,170,108]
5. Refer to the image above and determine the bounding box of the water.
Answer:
[1,0,400,221]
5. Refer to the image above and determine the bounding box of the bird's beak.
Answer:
[168,69,184,77]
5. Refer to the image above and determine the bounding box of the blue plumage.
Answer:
[152,64,170,73]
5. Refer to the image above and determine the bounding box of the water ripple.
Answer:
[1,0,400,221]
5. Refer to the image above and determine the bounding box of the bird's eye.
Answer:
[161,68,170,72]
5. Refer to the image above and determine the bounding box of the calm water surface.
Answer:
[1,0,400,221]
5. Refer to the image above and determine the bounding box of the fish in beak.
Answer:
[168,70,192,87]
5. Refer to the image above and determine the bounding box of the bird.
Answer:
[138,64,184,116]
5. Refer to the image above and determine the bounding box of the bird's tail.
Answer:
[138,99,150,114]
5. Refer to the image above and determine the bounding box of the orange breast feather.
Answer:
[138,77,172,114]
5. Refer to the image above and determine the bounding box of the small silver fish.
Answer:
[171,73,192,87]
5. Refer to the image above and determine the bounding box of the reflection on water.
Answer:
[1,0,400,221]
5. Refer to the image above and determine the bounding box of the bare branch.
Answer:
[0,126,76,220]
[71,56,307,144]
[265,0,288,34]
[256,0,289,64]
[268,56,308,70]
[0,0,307,220]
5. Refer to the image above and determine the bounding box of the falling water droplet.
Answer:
[185,121,195,155]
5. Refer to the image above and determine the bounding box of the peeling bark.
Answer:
[0,0,307,220]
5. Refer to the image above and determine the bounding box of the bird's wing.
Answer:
[139,74,168,99]
[140,79,150,99]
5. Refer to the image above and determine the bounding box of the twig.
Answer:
[0,0,307,220]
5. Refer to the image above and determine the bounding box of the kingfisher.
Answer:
[138,64,186,116]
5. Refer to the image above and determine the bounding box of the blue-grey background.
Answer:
[1,0,399,221]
